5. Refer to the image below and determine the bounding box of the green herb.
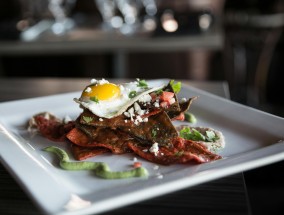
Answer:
[129,91,137,98]
[174,150,184,157]
[155,89,163,95]
[136,79,148,88]
[184,112,197,124]
[151,128,157,137]
[90,96,99,103]
[170,80,181,94]
[82,116,93,123]
[191,128,206,141]
[180,127,219,142]
[205,130,219,142]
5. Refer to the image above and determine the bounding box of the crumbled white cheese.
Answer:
[90,78,109,85]
[128,107,134,116]
[90,79,97,84]
[154,101,160,107]
[134,102,145,115]
[124,112,130,118]
[169,97,176,105]
[136,115,143,122]
[124,108,135,121]
[124,103,149,125]
[149,142,159,156]
[139,94,152,103]
[134,102,140,111]
[85,87,92,93]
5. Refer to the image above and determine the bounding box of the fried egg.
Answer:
[74,79,164,119]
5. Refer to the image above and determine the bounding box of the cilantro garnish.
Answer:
[155,89,163,95]
[174,150,184,157]
[90,96,99,103]
[151,128,157,137]
[129,91,137,98]
[170,80,181,94]
[180,127,219,142]
[136,79,148,88]
[205,130,219,142]
[151,125,161,138]
[82,116,93,123]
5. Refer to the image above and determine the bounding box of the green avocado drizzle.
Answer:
[44,146,148,179]
[184,112,197,124]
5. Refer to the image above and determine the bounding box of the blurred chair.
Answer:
[223,0,284,117]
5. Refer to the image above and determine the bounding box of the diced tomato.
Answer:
[172,113,185,121]
[159,91,176,107]
[133,162,142,168]
[160,91,174,102]
[160,101,169,108]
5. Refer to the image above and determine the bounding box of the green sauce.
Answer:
[44,146,148,179]
[184,112,197,124]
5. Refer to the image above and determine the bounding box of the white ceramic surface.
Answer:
[0,80,283,215]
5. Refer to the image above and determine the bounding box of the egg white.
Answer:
[74,81,164,119]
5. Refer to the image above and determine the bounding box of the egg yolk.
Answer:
[82,83,120,101]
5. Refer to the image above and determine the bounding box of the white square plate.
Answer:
[0,79,284,215]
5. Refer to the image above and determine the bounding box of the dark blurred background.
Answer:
[0,0,284,215]
[1,0,284,117]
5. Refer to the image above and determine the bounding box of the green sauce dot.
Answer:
[184,112,197,124]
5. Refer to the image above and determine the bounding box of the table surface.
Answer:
[0,28,223,56]
[0,78,249,215]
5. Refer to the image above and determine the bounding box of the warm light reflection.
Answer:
[161,10,178,32]
[162,19,178,32]
[199,14,212,30]
[143,17,157,31]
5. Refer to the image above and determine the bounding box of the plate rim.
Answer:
[1,79,284,215]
